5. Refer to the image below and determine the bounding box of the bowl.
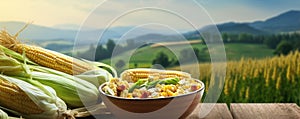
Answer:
[99,78,204,119]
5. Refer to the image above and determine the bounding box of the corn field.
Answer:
[177,50,300,105]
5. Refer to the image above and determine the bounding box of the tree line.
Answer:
[221,33,300,55]
[77,32,300,65]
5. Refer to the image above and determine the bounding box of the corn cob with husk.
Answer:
[120,68,191,83]
[0,74,71,119]
[29,71,100,108]
[0,41,116,87]
[0,28,95,75]
[0,48,101,108]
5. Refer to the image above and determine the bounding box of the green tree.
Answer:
[264,35,282,49]
[274,41,293,55]
[179,48,207,63]
[222,33,229,43]
[152,52,170,67]
[106,39,116,56]
[95,45,108,61]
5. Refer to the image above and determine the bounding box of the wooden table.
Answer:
[79,103,300,119]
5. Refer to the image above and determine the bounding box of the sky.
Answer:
[0,0,299,30]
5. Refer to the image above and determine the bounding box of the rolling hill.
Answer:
[217,10,300,34]
[0,21,174,45]
[1,10,299,55]
[250,10,300,33]
[216,22,268,35]
[130,10,300,42]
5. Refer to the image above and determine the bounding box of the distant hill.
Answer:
[130,9,300,42]
[0,21,174,45]
[0,21,77,41]
[250,10,300,33]
[217,22,268,35]
[180,10,300,40]
[0,21,120,44]
[1,10,299,45]
[219,10,300,34]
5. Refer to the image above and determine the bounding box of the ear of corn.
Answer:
[0,49,101,108]
[0,29,95,75]
[32,61,115,88]
[120,68,191,83]
[0,74,68,119]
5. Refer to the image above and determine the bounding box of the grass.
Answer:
[224,43,274,60]
[101,43,275,69]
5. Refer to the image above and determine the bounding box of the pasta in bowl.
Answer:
[99,69,205,119]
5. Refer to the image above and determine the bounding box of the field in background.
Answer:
[101,43,274,69]
[100,41,300,105]
[170,51,300,105]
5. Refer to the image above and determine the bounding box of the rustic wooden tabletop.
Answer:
[78,103,300,119]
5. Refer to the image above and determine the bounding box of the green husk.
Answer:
[0,45,36,65]
[75,69,112,87]
[0,46,100,107]
[0,109,8,119]
[81,59,117,78]
[0,49,55,99]
[29,71,100,108]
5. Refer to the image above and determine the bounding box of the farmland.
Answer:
[171,51,300,105]
[101,43,275,69]
[100,41,300,105]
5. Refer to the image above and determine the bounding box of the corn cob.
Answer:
[120,68,191,83]
[0,75,69,119]
[0,29,95,75]
[0,78,44,114]
[0,49,100,108]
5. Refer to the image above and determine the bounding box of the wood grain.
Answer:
[230,103,300,119]
[77,103,300,119]
[186,103,233,119]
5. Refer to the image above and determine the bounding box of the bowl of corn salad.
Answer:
[99,69,204,119]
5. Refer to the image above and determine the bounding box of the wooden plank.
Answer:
[78,103,233,119]
[187,103,233,119]
[230,103,300,119]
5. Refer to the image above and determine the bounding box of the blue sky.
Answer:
[0,0,299,30]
